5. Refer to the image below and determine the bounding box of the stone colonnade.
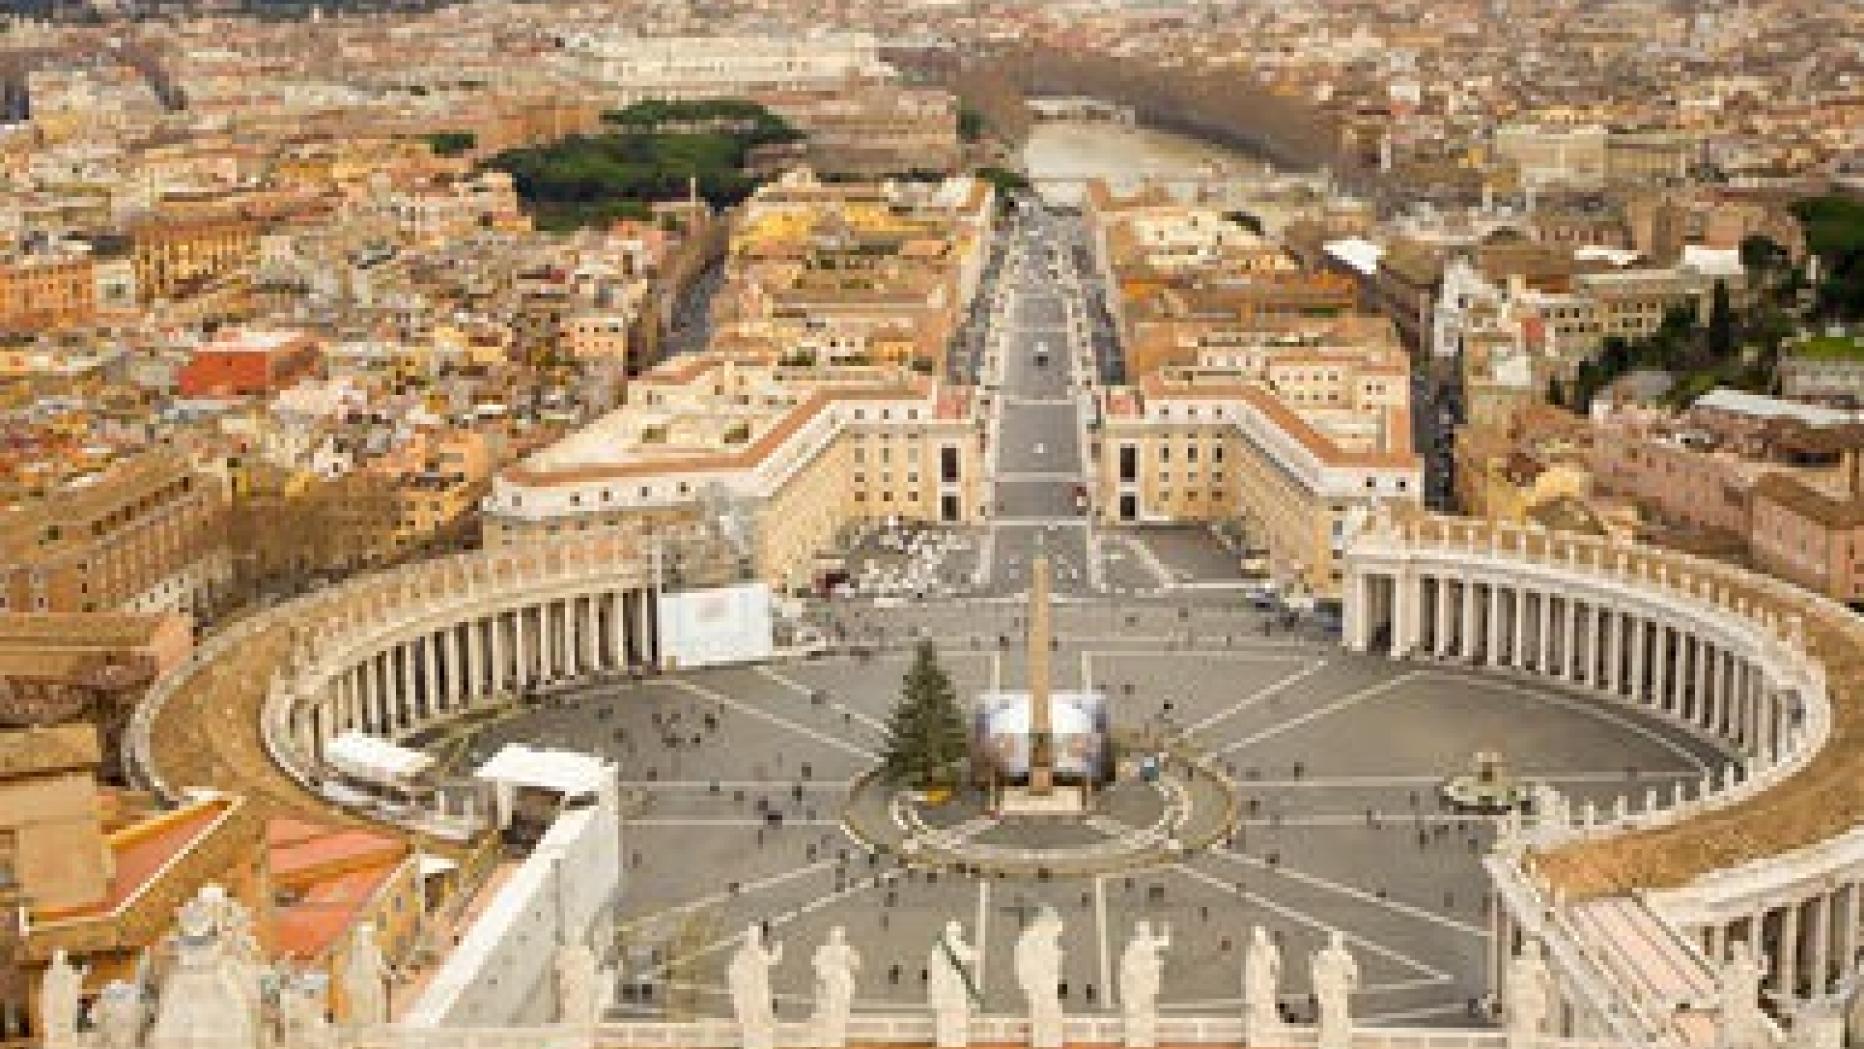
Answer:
[288,585,660,763]
[1342,514,1853,1018]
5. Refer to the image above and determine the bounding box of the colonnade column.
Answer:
[444,624,463,706]
[1432,577,1450,657]
[1841,884,1862,988]
[1810,891,1832,996]
[368,651,386,731]
[1512,588,1528,670]
[585,595,602,671]
[1629,618,1647,704]
[1486,582,1503,667]
[1459,578,1479,661]
[1729,656,1747,742]
[1603,609,1621,694]
[1566,597,1580,680]
[423,633,441,720]
[555,599,570,678]
[356,657,375,732]
[1662,629,1677,719]
[609,592,629,668]
[1778,900,1801,1000]
[488,612,505,694]
[515,605,532,688]
[337,669,357,734]
[1536,595,1552,673]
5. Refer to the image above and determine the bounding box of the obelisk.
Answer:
[1027,549,1054,795]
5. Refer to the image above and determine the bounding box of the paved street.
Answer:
[979,201,1101,595]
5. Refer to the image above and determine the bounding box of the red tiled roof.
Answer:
[272,861,403,961]
[34,797,236,922]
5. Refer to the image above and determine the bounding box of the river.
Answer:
[1020,120,1274,206]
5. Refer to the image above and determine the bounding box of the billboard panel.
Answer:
[657,583,775,668]
[971,690,1110,783]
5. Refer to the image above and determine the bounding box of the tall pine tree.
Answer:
[1707,279,1736,361]
[881,640,970,790]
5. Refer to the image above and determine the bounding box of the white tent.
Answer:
[474,744,613,830]
[474,744,609,797]
[325,732,434,786]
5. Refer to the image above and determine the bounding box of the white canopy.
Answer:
[474,744,609,798]
[326,732,434,785]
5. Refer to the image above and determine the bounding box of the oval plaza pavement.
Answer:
[457,595,1722,1025]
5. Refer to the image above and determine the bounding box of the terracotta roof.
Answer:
[0,612,180,649]
[1750,472,1864,528]
[1134,374,1421,469]
[33,795,236,923]
[272,861,404,961]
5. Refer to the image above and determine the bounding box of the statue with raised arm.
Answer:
[1505,939,1553,1049]
[929,920,978,1049]
[1242,925,1282,1046]
[341,922,391,1029]
[1120,920,1171,1048]
[41,948,86,1049]
[1718,941,1769,1049]
[1311,931,1360,1049]
[1015,905,1066,1049]
[728,925,783,1049]
[812,926,862,1049]
[556,941,601,1028]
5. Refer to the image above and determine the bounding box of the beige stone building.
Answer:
[483,355,985,592]
[1094,335,1421,599]
[0,449,231,617]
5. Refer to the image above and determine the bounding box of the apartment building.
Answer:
[129,210,259,303]
[715,171,994,374]
[1095,334,1421,599]
[0,243,95,333]
[758,86,963,178]
[1493,124,1609,190]
[482,355,984,592]
[0,448,230,617]
[1749,463,1864,605]
[567,32,890,102]
[1778,334,1864,406]
[176,328,322,399]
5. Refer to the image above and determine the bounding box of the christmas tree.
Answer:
[881,639,969,790]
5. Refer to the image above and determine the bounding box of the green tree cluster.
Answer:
[486,100,802,231]
[1790,195,1864,321]
[602,98,803,141]
[1564,280,1785,412]
[881,640,970,790]
[976,166,1032,196]
[957,106,987,143]
[424,130,477,157]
